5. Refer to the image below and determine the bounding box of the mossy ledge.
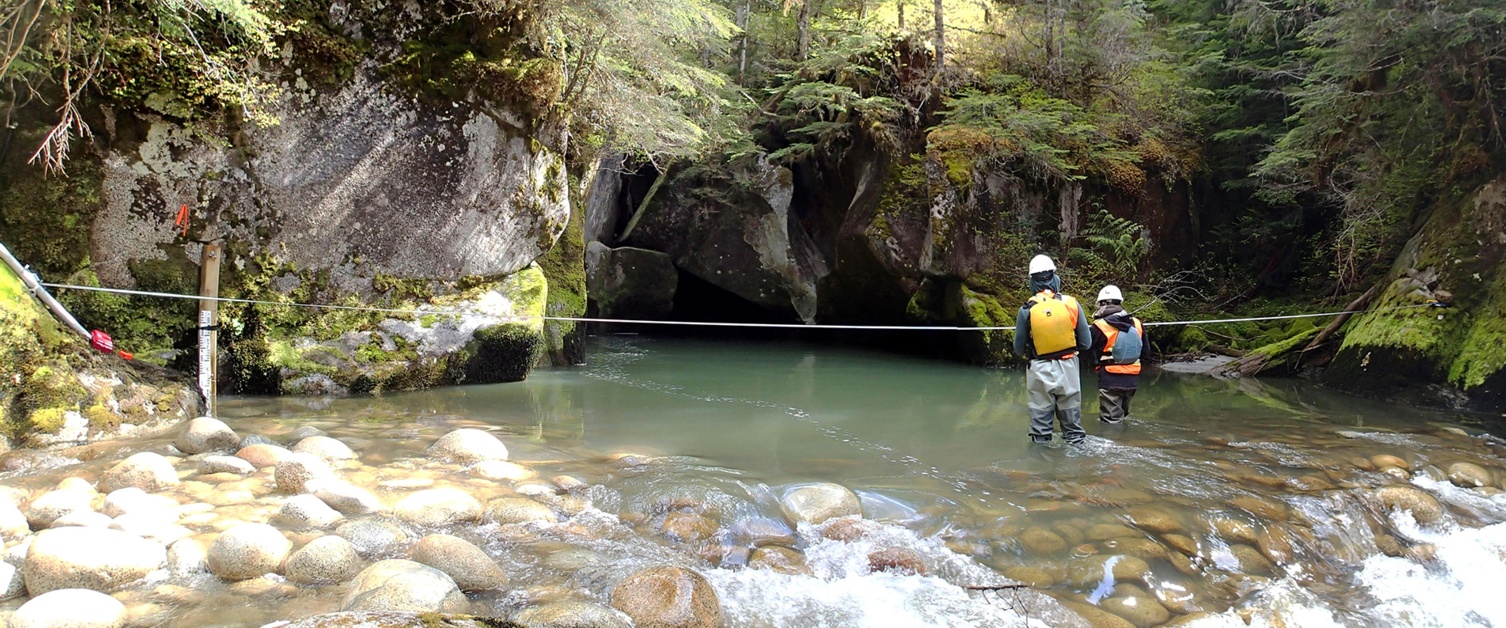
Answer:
[1,262,199,450]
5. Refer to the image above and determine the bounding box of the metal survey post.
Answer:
[197,242,222,417]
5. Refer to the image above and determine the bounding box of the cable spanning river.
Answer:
[3,336,1504,627]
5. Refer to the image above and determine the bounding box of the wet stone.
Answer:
[733,517,795,547]
[748,546,811,576]
[780,483,861,526]
[10,588,127,628]
[485,497,556,525]
[610,566,722,628]
[1375,485,1444,524]
[409,534,507,592]
[1229,544,1275,575]
[1061,600,1136,628]
[207,523,292,581]
[1256,526,1295,564]
[22,527,166,594]
[98,453,179,493]
[342,559,468,613]
[1065,554,1151,587]
[275,454,335,494]
[1124,508,1183,534]
[1019,527,1069,555]
[1446,461,1492,488]
[285,535,363,585]
[821,517,880,542]
[1209,515,1258,544]
[1085,523,1140,542]
[1161,533,1199,556]
[1227,496,1287,521]
[661,512,718,543]
[237,444,295,469]
[1002,566,1057,587]
[1101,586,1171,628]
[1371,454,1411,471]
[394,488,482,528]
[867,547,927,575]
[336,517,411,558]
[429,429,510,464]
[1099,537,1167,562]
[292,436,357,462]
[1051,522,1085,546]
[514,600,633,628]
[176,417,241,455]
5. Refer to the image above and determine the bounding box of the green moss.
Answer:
[84,404,121,432]
[28,408,70,435]
[537,200,586,366]
[21,365,89,412]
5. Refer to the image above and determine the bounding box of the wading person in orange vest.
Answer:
[1089,285,1144,424]
[1013,255,1092,445]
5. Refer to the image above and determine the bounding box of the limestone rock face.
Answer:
[22,527,166,594]
[585,243,679,318]
[609,565,722,628]
[341,559,468,613]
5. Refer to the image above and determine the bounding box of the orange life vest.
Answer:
[1094,318,1144,375]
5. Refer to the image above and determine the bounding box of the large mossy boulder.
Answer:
[0,263,198,450]
[1326,177,1506,409]
[226,264,549,396]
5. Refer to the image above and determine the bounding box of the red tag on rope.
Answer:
[89,330,115,354]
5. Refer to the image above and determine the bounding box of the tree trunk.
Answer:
[898,0,905,30]
[933,0,945,68]
[737,0,751,84]
[797,0,812,60]
[619,163,670,243]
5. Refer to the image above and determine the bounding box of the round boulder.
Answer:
[293,436,357,462]
[207,523,292,581]
[409,534,507,592]
[336,518,411,558]
[311,481,385,515]
[1446,462,1492,488]
[22,527,166,594]
[779,483,861,526]
[1125,508,1183,534]
[1,561,25,599]
[394,488,482,528]
[10,588,126,628]
[285,535,363,585]
[276,495,345,529]
[288,426,328,441]
[275,453,335,494]
[867,547,927,575]
[101,488,176,518]
[429,428,509,463]
[97,453,179,494]
[1019,527,1068,555]
[1375,485,1444,524]
[1100,589,1171,628]
[748,546,811,576]
[1,500,31,542]
[199,455,256,476]
[515,601,632,628]
[174,417,240,455]
[237,444,295,469]
[24,489,94,530]
[610,566,722,628]
[341,559,468,613]
[484,497,555,525]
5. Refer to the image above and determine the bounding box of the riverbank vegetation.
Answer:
[4,0,1505,397]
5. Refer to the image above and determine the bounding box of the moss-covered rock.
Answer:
[221,264,550,396]
[0,262,198,449]
[1326,177,1506,408]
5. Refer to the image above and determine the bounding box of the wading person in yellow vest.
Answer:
[1089,285,1145,424]
[1013,255,1092,445]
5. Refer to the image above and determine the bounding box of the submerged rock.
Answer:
[293,436,358,462]
[780,483,861,526]
[1445,461,1492,488]
[409,534,507,592]
[10,588,127,628]
[342,559,468,613]
[610,566,722,628]
[1100,586,1171,627]
[22,527,166,594]
[1374,485,1444,524]
[867,547,927,575]
[748,546,811,576]
[1019,527,1069,555]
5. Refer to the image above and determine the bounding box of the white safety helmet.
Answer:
[1097,285,1124,304]
[1028,254,1056,276]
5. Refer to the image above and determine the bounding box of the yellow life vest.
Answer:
[1026,290,1081,357]
[1094,318,1144,375]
